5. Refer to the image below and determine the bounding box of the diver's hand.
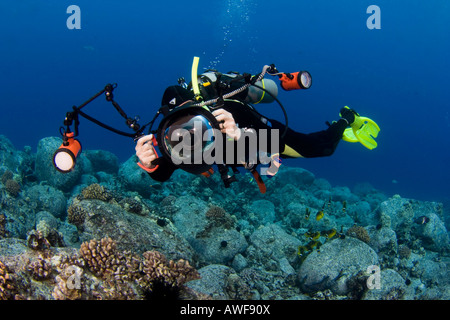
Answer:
[135,134,158,169]
[212,109,242,141]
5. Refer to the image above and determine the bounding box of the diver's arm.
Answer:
[146,158,177,182]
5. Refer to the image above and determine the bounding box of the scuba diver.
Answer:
[53,57,379,194]
[136,91,358,178]
[135,61,369,193]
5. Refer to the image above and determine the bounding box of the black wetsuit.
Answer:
[148,100,348,182]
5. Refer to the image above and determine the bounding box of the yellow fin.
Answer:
[341,106,380,150]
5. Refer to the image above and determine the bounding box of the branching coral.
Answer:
[138,250,200,298]
[5,237,201,300]
[346,225,371,243]
[0,260,19,300]
[52,265,85,300]
[5,179,21,197]
[2,169,21,197]
[0,213,7,238]
[67,198,89,227]
[398,244,412,259]
[119,197,148,216]
[1,170,13,185]
[79,237,122,278]
[198,205,235,238]
[27,256,53,280]
[81,183,113,202]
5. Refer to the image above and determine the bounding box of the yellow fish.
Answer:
[321,228,337,239]
[306,240,322,251]
[316,210,324,221]
[305,207,311,220]
[297,245,308,257]
[304,231,320,241]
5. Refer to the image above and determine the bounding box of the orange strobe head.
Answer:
[53,132,82,173]
[279,71,312,91]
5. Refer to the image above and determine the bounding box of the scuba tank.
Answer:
[192,71,278,105]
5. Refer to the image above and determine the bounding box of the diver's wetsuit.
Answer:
[148,100,348,182]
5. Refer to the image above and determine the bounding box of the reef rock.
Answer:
[187,264,252,300]
[118,155,155,197]
[172,196,247,264]
[298,237,378,295]
[247,199,276,225]
[0,135,20,172]
[83,149,119,175]
[379,196,448,252]
[412,212,449,252]
[69,198,195,261]
[249,223,301,265]
[363,268,407,300]
[272,166,315,189]
[25,185,67,219]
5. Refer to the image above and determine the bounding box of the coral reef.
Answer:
[0,135,449,300]
[1,236,201,300]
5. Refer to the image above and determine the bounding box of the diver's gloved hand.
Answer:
[212,108,242,141]
[339,107,359,125]
[136,134,158,170]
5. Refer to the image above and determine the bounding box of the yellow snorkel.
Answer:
[341,106,380,150]
[191,56,202,101]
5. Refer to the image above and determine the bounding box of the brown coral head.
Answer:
[5,179,21,197]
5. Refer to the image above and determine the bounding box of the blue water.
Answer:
[1,0,449,202]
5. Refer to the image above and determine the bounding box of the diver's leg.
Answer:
[268,119,348,158]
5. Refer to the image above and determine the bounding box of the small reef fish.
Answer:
[415,216,430,225]
[304,231,321,241]
[320,228,337,239]
[316,210,324,221]
[306,240,322,252]
[297,245,308,257]
[298,240,322,257]
[342,200,347,213]
[305,207,311,220]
